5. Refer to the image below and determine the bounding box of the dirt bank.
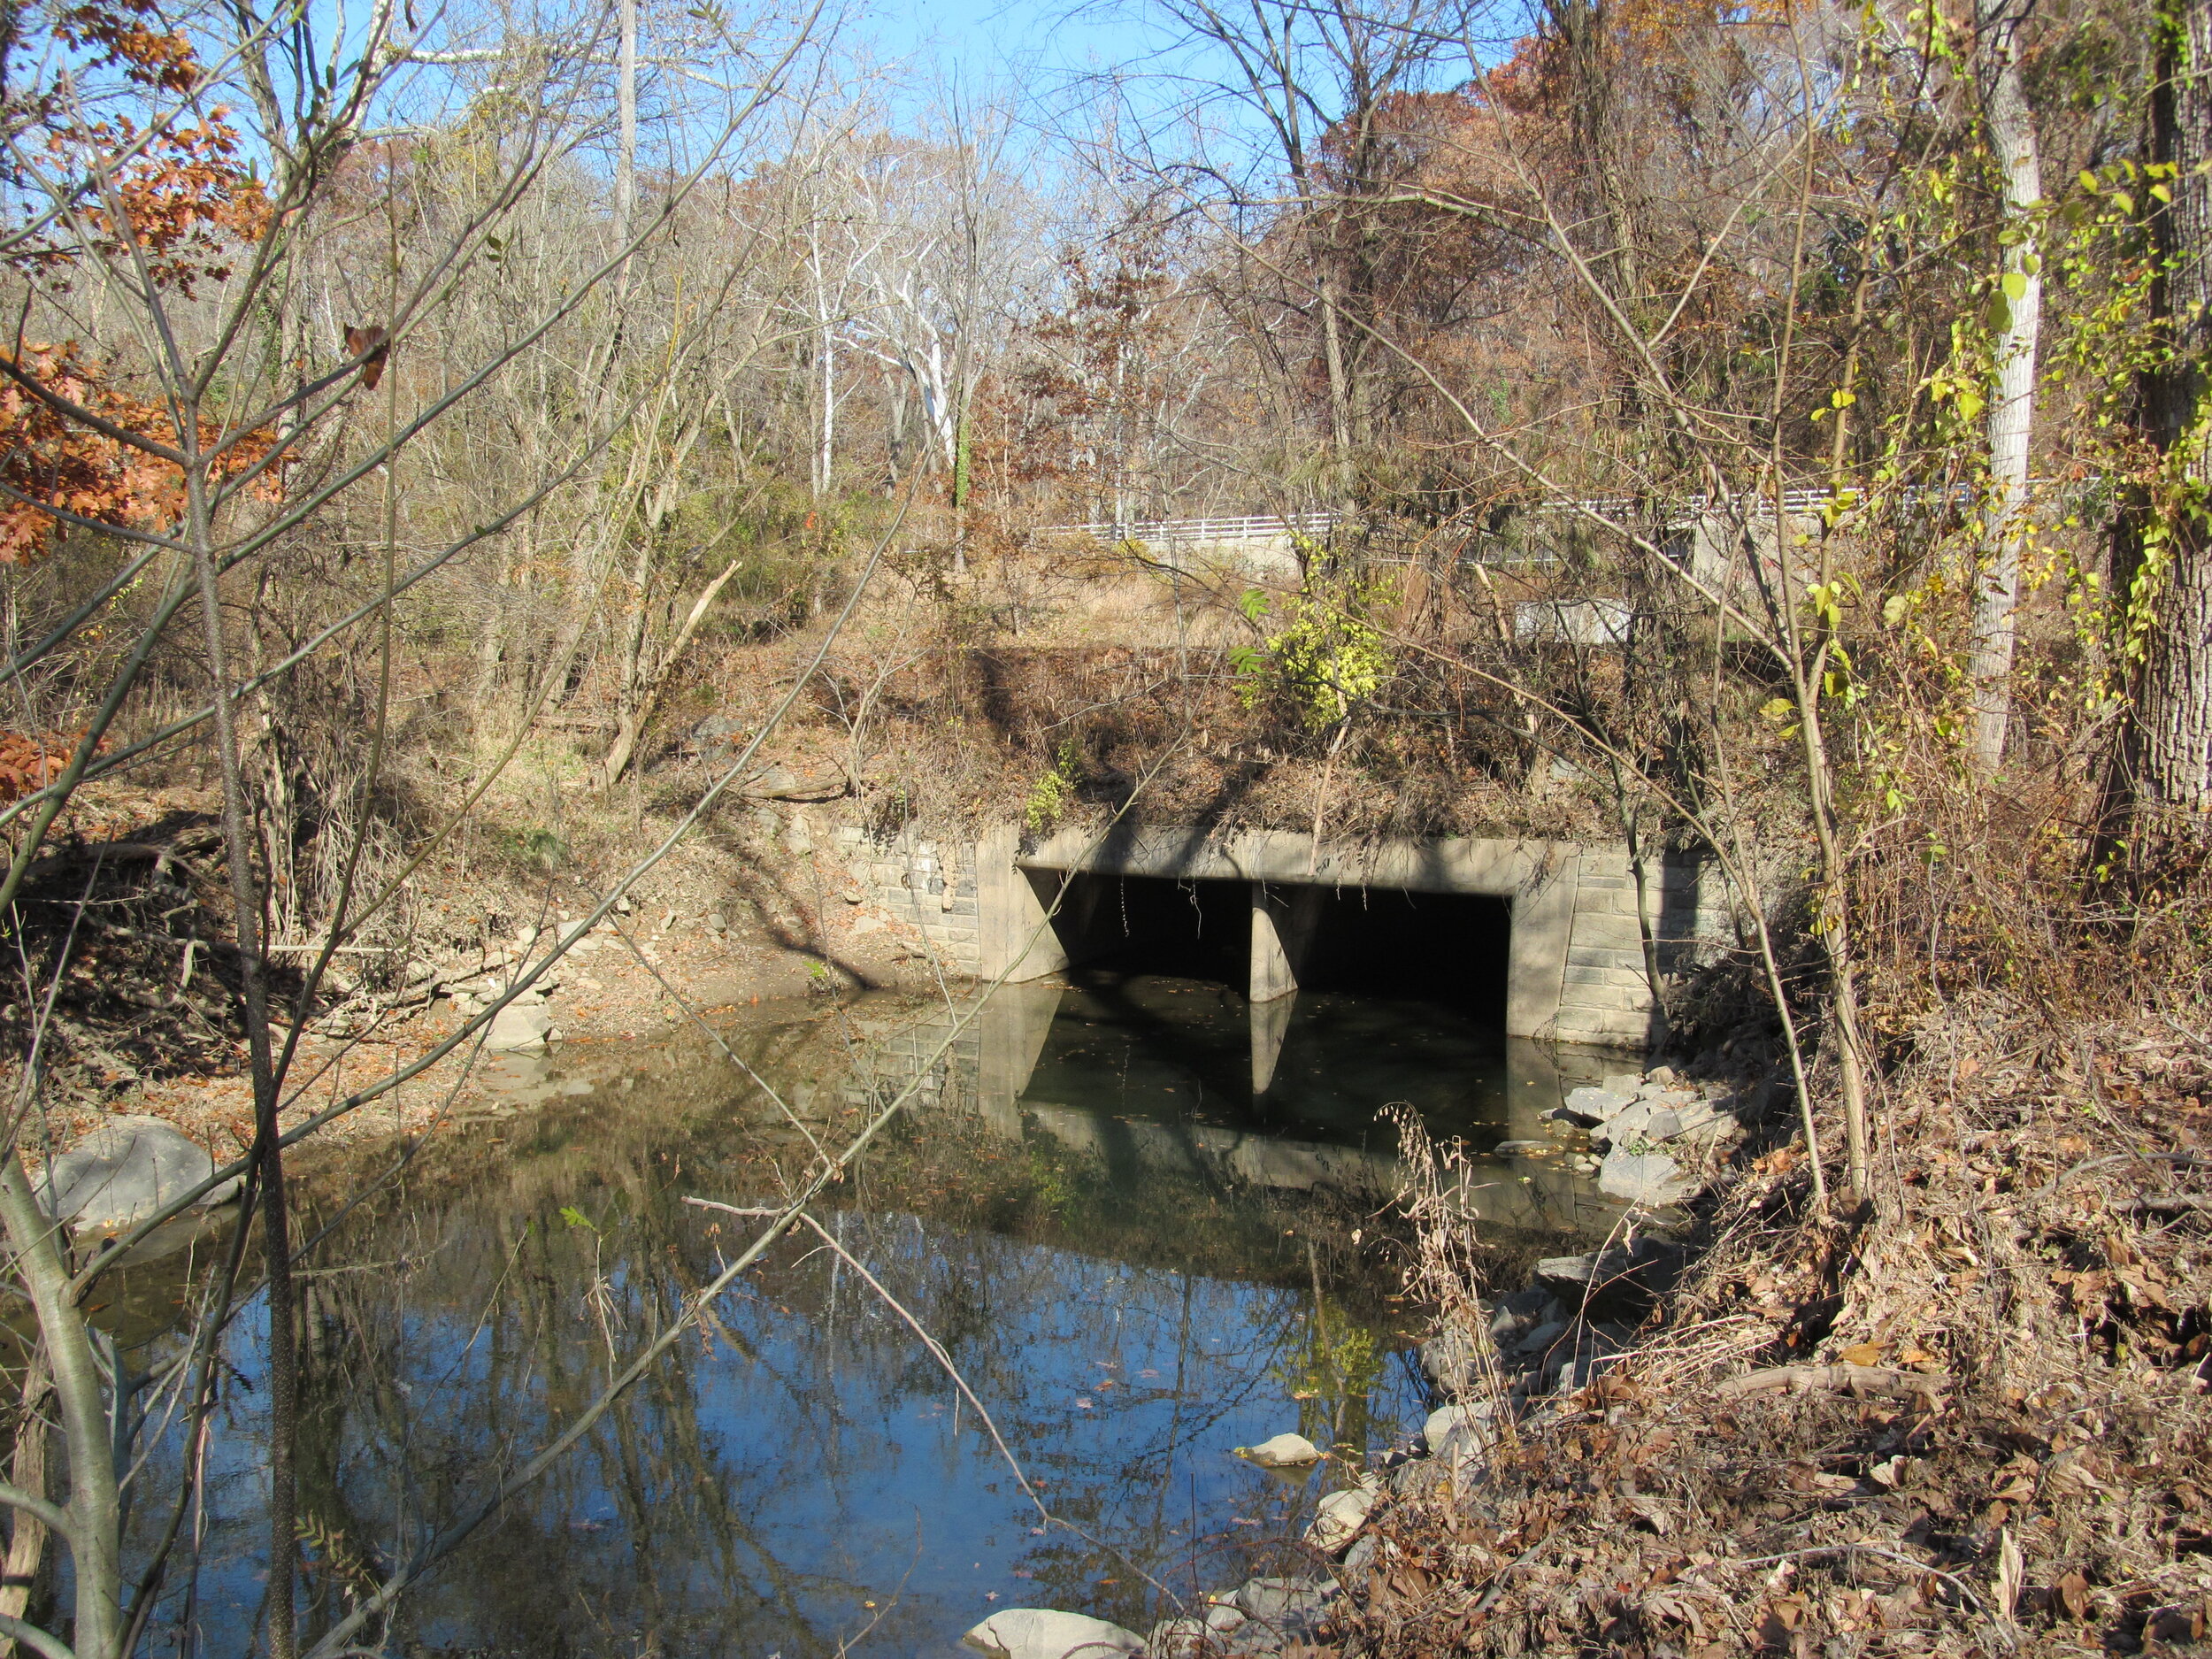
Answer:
[1318,1001,2210,1659]
[3,776,965,1170]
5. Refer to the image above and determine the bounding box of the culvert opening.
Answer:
[1298,888,1510,1025]
[1031,871,1249,987]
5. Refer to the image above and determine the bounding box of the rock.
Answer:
[1203,1603,1248,1633]
[1642,1107,1683,1141]
[1535,1253,1604,1297]
[1653,1097,1729,1142]
[1539,1241,1687,1308]
[1647,1064,1679,1085]
[1597,1148,1700,1206]
[1558,1086,1633,1125]
[1601,1072,1643,1095]
[745,764,802,796]
[962,1609,1143,1659]
[1234,1578,1327,1630]
[1147,1618,1207,1658]
[485,1002,554,1053]
[1419,1325,1486,1397]
[1593,1099,1656,1145]
[1393,1454,1452,1499]
[1423,1401,1492,1455]
[41,1117,239,1230]
[1342,1533,1380,1572]
[1425,1402,1495,1471]
[1304,1482,1378,1552]
[1234,1432,1321,1468]
[1491,1139,1547,1156]
[1509,1317,1567,1356]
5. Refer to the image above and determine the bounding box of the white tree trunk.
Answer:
[616,0,638,241]
[1968,7,2043,769]
[813,227,835,496]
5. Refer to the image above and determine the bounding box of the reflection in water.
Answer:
[108,980,1624,1657]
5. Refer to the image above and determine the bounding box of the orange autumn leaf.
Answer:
[0,733,73,805]
[0,342,277,563]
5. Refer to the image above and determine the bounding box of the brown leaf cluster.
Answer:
[0,733,72,805]
[1324,997,2210,1659]
[0,342,277,563]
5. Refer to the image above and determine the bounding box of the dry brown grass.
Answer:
[1334,987,2211,1659]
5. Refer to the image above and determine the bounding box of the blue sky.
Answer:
[857,0,1158,83]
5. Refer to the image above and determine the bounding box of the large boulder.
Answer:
[1597,1148,1701,1206]
[962,1609,1143,1659]
[1556,1086,1633,1126]
[485,1002,554,1053]
[1304,1481,1379,1552]
[41,1117,238,1231]
[1234,1432,1322,1468]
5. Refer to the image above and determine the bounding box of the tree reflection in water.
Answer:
[104,986,1588,1657]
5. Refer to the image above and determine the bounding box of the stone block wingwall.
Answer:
[1555,849,1740,1047]
[830,826,983,973]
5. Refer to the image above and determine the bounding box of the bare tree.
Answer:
[1967,0,2045,770]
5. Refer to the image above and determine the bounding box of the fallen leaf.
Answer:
[2055,1570,2091,1621]
[1840,1342,1885,1366]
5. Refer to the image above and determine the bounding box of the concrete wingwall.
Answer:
[826,821,1735,1052]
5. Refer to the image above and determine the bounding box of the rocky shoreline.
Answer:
[963,1060,1755,1659]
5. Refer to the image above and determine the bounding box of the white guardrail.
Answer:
[1042,482,2058,549]
[1045,512,1340,544]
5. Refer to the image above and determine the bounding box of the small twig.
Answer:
[2039,1152,2208,1194]
[687,1199,1175,1601]
[1720,1545,1995,1623]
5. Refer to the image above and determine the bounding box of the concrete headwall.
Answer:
[826,820,1736,1052]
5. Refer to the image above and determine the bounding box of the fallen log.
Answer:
[1717,1363,1952,1400]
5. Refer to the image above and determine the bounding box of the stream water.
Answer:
[108,976,1626,1658]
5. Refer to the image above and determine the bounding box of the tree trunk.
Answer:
[600,554,745,788]
[1968,1,2044,769]
[0,1356,51,1659]
[2126,0,2212,810]
[615,0,638,242]
[0,1159,124,1659]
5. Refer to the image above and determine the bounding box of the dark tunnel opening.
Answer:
[1028,870,1513,1026]
[1030,871,1250,987]
[1295,887,1510,1025]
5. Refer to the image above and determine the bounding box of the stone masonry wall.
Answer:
[829,826,983,973]
[1555,849,1738,1048]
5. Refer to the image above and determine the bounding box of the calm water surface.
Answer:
[112,976,1622,1657]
